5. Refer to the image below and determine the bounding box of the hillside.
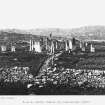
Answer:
[1,25,105,41]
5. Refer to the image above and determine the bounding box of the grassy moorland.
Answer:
[31,50,105,95]
[1,50,105,95]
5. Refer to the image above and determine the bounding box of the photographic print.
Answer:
[1,26,105,95]
[0,0,105,99]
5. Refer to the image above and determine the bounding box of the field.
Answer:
[31,50,105,95]
[0,52,48,95]
[1,48,105,95]
[0,51,47,76]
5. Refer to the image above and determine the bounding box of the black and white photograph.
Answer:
[0,0,105,104]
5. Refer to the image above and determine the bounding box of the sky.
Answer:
[0,0,105,29]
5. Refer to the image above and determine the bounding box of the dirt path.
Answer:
[38,52,63,75]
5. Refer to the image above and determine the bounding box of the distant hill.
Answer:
[69,26,105,41]
[1,25,105,41]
